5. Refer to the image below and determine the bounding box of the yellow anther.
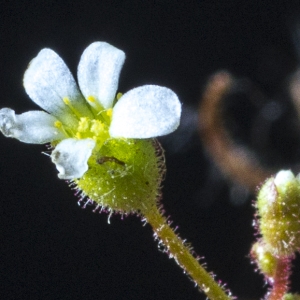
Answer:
[87,95,104,112]
[78,117,90,132]
[54,120,62,128]
[106,108,113,117]
[87,95,96,102]
[116,92,123,100]
[62,96,83,119]
[63,97,71,105]
[75,132,82,139]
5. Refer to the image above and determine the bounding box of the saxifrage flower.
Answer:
[0,42,181,180]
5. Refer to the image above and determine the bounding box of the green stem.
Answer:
[144,206,232,300]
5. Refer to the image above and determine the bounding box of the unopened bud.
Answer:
[283,293,300,300]
[256,170,300,257]
[251,241,278,280]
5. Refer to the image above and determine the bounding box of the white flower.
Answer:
[0,42,181,180]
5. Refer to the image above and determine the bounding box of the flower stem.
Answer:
[266,257,292,300]
[144,206,232,300]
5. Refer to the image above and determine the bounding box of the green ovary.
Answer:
[75,138,161,214]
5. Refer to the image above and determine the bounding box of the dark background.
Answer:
[1,1,300,299]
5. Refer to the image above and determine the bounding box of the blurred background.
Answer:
[1,1,300,299]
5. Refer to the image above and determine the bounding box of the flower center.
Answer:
[75,116,109,149]
[53,96,114,150]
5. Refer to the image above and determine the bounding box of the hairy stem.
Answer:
[144,206,232,300]
[267,257,292,300]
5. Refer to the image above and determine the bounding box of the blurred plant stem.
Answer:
[199,71,272,192]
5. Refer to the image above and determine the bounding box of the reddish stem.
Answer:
[266,257,292,300]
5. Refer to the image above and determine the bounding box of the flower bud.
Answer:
[256,170,300,257]
[251,241,278,280]
[283,293,300,300]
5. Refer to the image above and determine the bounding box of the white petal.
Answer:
[78,42,125,110]
[23,48,93,128]
[109,85,181,138]
[0,108,66,144]
[274,170,295,185]
[51,138,95,179]
[274,170,295,194]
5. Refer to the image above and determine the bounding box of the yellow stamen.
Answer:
[53,120,71,137]
[63,97,82,119]
[63,97,71,105]
[54,121,62,128]
[87,95,104,112]
[87,95,96,103]
[116,92,123,100]
[106,108,113,117]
